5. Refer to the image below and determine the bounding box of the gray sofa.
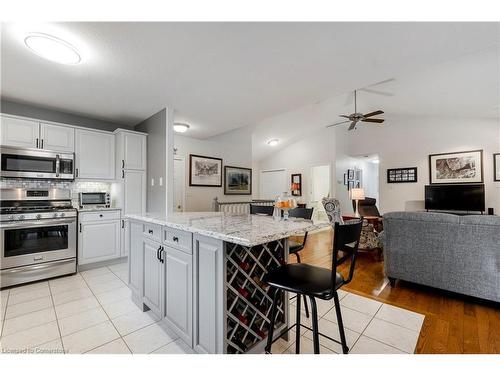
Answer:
[382,212,500,303]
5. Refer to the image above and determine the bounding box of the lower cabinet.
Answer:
[78,219,121,265]
[142,237,164,318]
[164,246,193,346]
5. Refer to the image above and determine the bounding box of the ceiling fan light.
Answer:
[173,123,190,133]
[267,139,279,146]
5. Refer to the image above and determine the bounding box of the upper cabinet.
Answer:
[0,116,75,152]
[75,129,115,180]
[39,123,75,153]
[115,129,147,171]
[0,116,39,148]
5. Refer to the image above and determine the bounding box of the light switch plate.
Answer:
[151,178,155,186]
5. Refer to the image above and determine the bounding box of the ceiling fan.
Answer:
[327,90,385,131]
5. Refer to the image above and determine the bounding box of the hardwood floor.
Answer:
[291,228,500,354]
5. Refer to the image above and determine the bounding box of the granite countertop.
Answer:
[126,212,330,247]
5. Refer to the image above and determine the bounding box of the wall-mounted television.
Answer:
[425,184,485,212]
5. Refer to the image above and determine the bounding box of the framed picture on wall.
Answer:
[347,169,355,180]
[291,173,302,196]
[429,150,483,184]
[189,154,223,187]
[494,153,500,182]
[224,166,252,195]
[387,167,418,183]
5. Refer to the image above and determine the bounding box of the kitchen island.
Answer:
[125,212,329,354]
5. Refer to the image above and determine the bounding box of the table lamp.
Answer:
[350,188,365,218]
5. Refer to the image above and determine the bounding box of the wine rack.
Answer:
[225,239,287,354]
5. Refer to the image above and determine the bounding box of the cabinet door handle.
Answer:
[160,247,165,263]
[122,159,125,169]
[36,138,39,148]
[79,223,82,233]
[122,170,125,179]
[122,220,125,229]
[41,139,44,149]
[156,246,162,261]
[76,168,79,178]
[172,236,179,243]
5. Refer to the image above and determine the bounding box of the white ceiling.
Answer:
[251,45,500,161]
[1,22,499,139]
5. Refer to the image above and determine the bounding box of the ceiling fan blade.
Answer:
[364,78,396,88]
[348,121,357,131]
[359,88,395,97]
[363,110,384,118]
[326,120,350,128]
[361,118,385,123]
[339,115,351,119]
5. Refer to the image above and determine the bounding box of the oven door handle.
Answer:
[56,154,60,177]
[0,219,77,229]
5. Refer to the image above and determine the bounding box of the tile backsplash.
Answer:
[0,178,112,207]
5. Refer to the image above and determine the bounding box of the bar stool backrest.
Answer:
[288,207,314,220]
[250,204,275,216]
[332,219,363,290]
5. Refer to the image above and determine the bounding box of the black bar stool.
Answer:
[264,219,363,354]
[250,204,274,215]
[287,207,314,318]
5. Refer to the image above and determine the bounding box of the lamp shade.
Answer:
[350,188,365,200]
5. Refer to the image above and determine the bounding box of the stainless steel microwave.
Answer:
[79,192,111,208]
[0,146,74,180]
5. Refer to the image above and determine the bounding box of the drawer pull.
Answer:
[172,236,179,242]
[99,214,103,218]
[148,229,154,234]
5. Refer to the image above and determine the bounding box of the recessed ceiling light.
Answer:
[24,33,81,65]
[173,122,190,133]
[267,139,279,146]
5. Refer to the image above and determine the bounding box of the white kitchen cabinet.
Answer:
[78,215,121,265]
[123,170,146,214]
[164,246,193,346]
[128,221,144,299]
[39,123,74,152]
[75,129,115,180]
[0,116,39,148]
[193,234,224,354]
[115,129,147,171]
[143,237,164,319]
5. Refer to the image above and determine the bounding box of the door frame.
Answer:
[309,163,332,220]
[173,156,186,212]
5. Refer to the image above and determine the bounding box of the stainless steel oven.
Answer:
[0,146,74,180]
[0,188,77,288]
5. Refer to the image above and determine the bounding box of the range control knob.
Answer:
[36,214,42,220]
[60,213,65,217]
[8,215,15,221]
[53,213,59,218]
[18,215,25,221]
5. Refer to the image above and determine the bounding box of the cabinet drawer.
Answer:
[163,227,192,254]
[79,210,121,223]
[143,223,162,242]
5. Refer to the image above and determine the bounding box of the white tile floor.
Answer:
[0,262,425,355]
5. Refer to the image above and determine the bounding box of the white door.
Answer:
[310,165,331,221]
[259,169,287,200]
[75,129,115,180]
[173,157,185,212]
[79,220,121,264]
[40,123,75,152]
[122,132,146,170]
[0,116,39,148]
[124,170,146,215]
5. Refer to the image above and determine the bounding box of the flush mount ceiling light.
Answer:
[173,122,190,133]
[24,33,81,65]
[267,139,279,146]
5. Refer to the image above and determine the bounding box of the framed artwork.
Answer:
[494,154,500,182]
[343,173,348,186]
[429,150,483,184]
[348,180,355,190]
[189,154,223,187]
[291,173,302,196]
[224,166,252,195]
[387,167,418,183]
[347,169,355,180]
